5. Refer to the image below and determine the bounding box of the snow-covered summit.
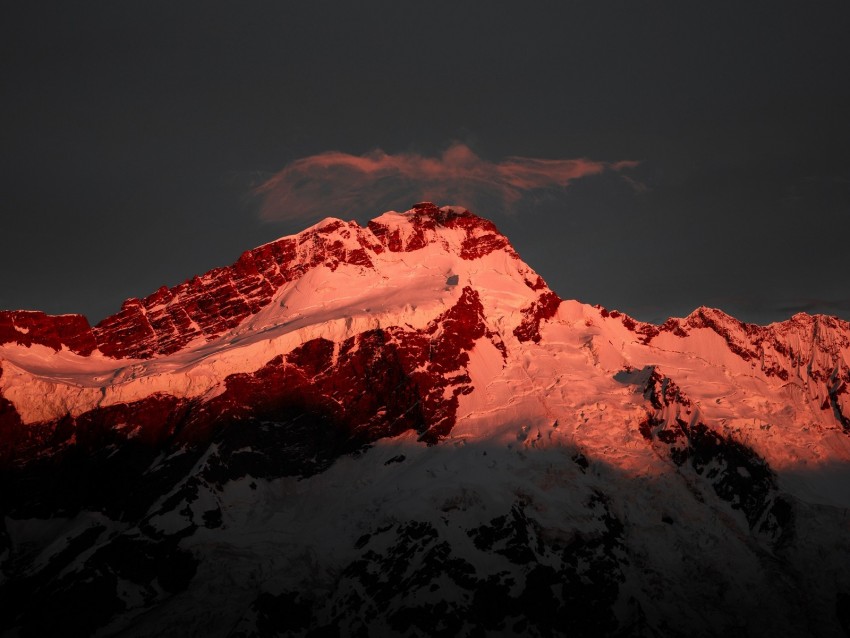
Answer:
[0,203,527,360]
[0,203,550,432]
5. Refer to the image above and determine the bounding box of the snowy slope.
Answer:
[0,206,538,422]
[1,203,850,637]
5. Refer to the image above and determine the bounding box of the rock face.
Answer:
[0,205,514,361]
[0,311,96,356]
[1,203,850,637]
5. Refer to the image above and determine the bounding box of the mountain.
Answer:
[1,203,849,637]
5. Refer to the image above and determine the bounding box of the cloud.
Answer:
[255,143,639,221]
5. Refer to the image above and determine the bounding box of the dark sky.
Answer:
[2,2,849,325]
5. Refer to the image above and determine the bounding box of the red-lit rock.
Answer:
[90,220,386,359]
[0,286,499,464]
[0,310,96,355]
[79,207,519,360]
[514,291,561,343]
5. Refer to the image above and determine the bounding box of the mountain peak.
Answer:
[0,203,557,445]
[0,205,527,361]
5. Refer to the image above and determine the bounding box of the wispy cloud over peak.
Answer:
[255,143,639,221]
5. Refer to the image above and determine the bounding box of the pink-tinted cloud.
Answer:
[255,143,639,221]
